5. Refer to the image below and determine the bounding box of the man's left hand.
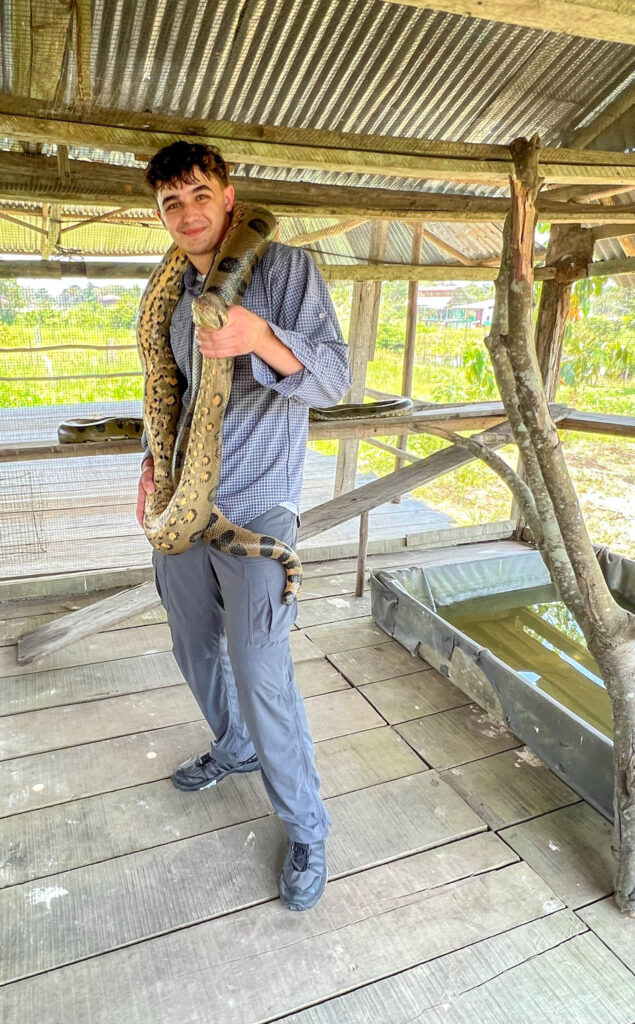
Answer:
[195,305,274,359]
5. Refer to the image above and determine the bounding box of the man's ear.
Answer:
[224,185,235,212]
[155,207,165,228]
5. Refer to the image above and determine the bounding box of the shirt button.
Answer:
[319,311,326,319]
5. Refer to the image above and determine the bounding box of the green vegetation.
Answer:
[1,276,633,555]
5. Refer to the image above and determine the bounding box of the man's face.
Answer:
[156,167,235,268]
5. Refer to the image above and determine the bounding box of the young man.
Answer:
[137,142,351,911]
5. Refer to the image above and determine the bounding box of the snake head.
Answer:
[192,292,229,331]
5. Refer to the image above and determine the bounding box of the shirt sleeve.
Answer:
[248,244,352,408]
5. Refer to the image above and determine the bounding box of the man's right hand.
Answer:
[136,458,156,527]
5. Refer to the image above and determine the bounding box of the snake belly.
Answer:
[137,203,303,605]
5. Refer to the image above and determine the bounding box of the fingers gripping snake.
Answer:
[138,203,302,605]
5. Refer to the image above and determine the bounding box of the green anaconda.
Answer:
[57,396,414,443]
[83,204,303,605]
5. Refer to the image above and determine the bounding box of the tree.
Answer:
[436,138,635,915]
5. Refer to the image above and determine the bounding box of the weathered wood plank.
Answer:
[17,581,160,664]
[577,897,635,973]
[299,419,519,541]
[0,836,555,1023]
[296,594,372,629]
[278,924,635,1024]
[0,772,486,983]
[0,684,202,760]
[0,687,401,819]
[0,686,381,762]
[500,803,614,908]
[328,641,422,685]
[0,623,172,678]
[379,0,635,46]
[277,911,588,1023]
[290,659,350,699]
[1,604,167,646]
[359,669,470,724]
[0,727,425,888]
[0,651,181,716]
[396,703,521,768]
[304,618,388,654]
[441,747,580,829]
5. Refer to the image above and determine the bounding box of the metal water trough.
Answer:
[370,547,634,821]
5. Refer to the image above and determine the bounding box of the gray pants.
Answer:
[153,505,330,844]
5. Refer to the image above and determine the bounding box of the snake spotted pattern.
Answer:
[134,204,303,605]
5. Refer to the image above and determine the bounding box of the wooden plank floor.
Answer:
[1,540,633,1023]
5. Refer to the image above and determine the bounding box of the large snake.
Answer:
[70,204,304,604]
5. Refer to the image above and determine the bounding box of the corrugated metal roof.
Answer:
[0,0,633,265]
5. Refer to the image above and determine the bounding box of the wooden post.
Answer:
[534,223,595,401]
[511,222,594,529]
[393,223,425,492]
[333,220,388,496]
[355,511,369,597]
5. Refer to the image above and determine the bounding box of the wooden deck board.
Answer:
[278,924,635,1024]
[296,593,372,629]
[0,730,426,889]
[500,803,614,909]
[396,702,521,769]
[304,618,388,654]
[328,640,422,684]
[0,684,379,761]
[359,669,469,724]
[0,837,559,1023]
[0,773,485,984]
[440,747,581,830]
[577,898,635,973]
[0,651,181,715]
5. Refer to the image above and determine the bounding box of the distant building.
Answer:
[417,285,494,326]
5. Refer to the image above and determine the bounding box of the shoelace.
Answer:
[291,842,310,872]
[196,753,212,767]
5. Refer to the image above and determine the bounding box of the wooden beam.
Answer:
[377,0,635,46]
[0,405,631,468]
[395,222,425,479]
[3,255,633,283]
[300,419,521,541]
[591,223,635,242]
[17,581,158,665]
[542,183,635,204]
[1,151,635,224]
[285,218,364,246]
[564,82,635,149]
[1,96,635,186]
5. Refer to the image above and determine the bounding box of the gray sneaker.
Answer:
[279,839,327,911]
[171,751,260,791]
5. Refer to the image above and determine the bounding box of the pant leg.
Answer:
[209,506,330,844]
[153,542,255,765]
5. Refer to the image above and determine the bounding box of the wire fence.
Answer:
[0,273,632,579]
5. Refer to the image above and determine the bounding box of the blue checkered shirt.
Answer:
[143,243,351,525]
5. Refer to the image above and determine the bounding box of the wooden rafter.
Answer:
[564,81,635,149]
[1,153,634,225]
[4,256,633,282]
[11,0,76,104]
[377,0,635,45]
[285,219,364,246]
[1,96,635,186]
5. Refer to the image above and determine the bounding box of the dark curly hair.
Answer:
[145,141,229,194]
